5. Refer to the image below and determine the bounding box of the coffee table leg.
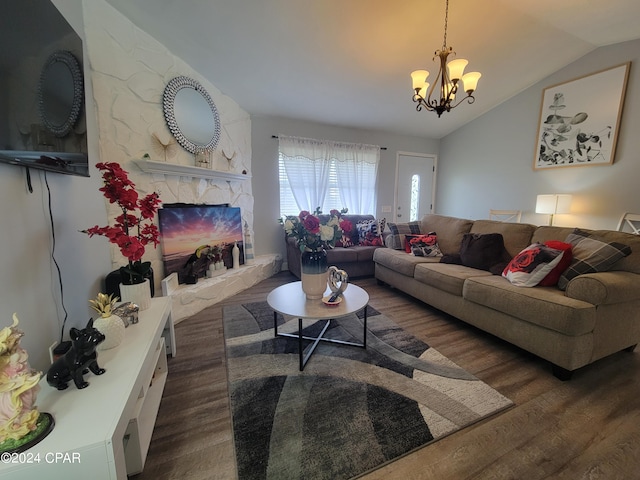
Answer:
[363,305,367,348]
[299,318,304,370]
[274,310,278,337]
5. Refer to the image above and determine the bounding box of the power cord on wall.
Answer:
[42,171,69,343]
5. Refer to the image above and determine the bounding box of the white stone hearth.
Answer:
[166,254,282,324]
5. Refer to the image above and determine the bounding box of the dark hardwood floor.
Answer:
[132,272,640,480]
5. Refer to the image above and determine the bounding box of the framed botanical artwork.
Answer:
[533,62,630,170]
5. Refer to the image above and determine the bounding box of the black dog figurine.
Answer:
[46,318,106,390]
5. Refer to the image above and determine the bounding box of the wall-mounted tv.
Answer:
[0,0,89,177]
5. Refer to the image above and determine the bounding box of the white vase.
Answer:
[93,314,125,350]
[119,279,151,311]
[232,241,240,269]
[300,249,328,300]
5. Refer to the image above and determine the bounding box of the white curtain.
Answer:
[331,142,379,215]
[279,135,331,212]
[279,135,380,214]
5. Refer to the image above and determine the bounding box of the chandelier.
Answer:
[411,0,481,117]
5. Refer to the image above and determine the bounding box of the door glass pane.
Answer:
[410,174,420,221]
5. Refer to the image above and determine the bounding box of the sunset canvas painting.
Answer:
[158,204,244,280]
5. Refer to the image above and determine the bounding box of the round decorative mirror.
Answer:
[163,76,221,154]
[38,50,84,138]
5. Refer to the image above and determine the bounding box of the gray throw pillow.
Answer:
[557,229,632,290]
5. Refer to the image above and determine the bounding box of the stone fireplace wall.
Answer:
[83,0,255,295]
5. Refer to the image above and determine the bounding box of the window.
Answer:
[278,135,380,216]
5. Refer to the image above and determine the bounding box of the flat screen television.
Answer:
[0,0,89,177]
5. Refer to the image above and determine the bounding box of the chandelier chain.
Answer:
[442,0,449,50]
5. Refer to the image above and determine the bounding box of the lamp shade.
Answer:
[461,71,481,93]
[535,194,572,214]
[411,70,429,90]
[447,58,468,81]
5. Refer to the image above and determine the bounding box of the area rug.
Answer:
[223,301,513,480]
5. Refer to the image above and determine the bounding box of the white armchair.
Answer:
[617,212,640,234]
[489,209,522,223]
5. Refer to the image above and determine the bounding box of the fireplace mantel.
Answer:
[132,158,250,181]
[162,254,282,323]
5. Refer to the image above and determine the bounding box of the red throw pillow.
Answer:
[538,240,573,286]
[405,233,442,257]
[404,234,419,253]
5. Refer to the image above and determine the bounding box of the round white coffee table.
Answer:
[266,281,370,370]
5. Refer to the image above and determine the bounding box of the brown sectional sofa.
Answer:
[286,214,384,279]
[373,214,640,379]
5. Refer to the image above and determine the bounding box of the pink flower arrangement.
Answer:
[281,207,348,251]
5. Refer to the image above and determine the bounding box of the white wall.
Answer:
[0,0,110,372]
[82,0,253,284]
[251,115,438,261]
[0,0,252,373]
[438,39,640,230]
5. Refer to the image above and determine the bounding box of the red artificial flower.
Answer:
[339,219,352,233]
[302,215,320,234]
[82,162,162,283]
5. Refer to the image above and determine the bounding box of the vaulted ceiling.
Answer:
[104,0,640,138]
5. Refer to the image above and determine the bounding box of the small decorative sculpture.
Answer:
[112,302,139,326]
[0,314,53,452]
[46,319,106,390]
[327,266,349,302]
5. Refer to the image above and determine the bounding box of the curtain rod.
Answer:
[271,135,387,150]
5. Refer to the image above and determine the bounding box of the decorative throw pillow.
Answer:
[335,218,354,247]
[387,221,421,236]
[557,229,632,290]
[459,233,512,274]
[408,232,443,257]
[404,234,419,253]
[386,221,421,250]
[336,234,353,248]
[502,243,565,287]
[356,218,387,246]
[356,219,376,244]
[538,240,573,287]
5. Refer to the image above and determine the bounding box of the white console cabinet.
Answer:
[0,297,175,480]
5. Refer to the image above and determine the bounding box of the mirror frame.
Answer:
[162,76,221,154]
[38,50,84,138]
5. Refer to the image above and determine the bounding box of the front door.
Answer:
[394,152,436,222]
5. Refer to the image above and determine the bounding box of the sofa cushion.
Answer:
[558,229,632,290]
[458,233,511,273]
[420,215,474,255]
[538,240,573,287]
[414,263,491,296]
[373,247,439,277]
[463,275,596,336]
[470,220,537,258]
[502,243,565,287]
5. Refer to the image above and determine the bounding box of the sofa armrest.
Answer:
[565,271,640,305]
